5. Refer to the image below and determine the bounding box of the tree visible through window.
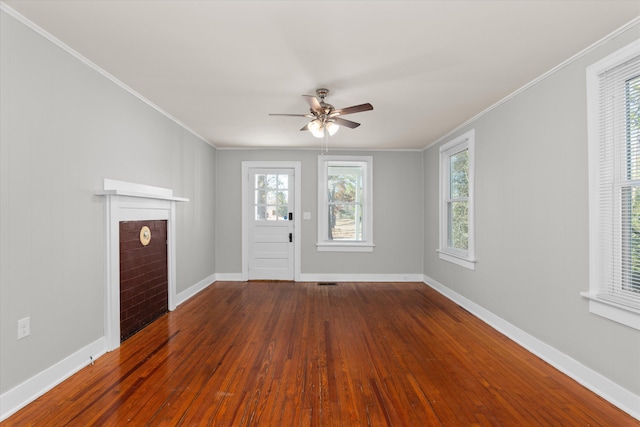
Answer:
[254,173,289,221]
[328,165,363,240]
[317,156,374,252]
[624,74,640,293]
[439,129,475,270]
[448,149,469,250]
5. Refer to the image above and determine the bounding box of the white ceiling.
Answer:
[4,1,640,150]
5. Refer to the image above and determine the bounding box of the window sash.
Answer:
[317,156,374,251]
[590,42,640,310]
[439,130,475,269]
[447,200,469,250]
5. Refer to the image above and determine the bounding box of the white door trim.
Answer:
[242,161,301,281]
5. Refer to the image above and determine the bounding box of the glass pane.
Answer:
[328,204,363,240]
[447,201,468,250]
[277,204,289,220]
[277,190,288,205]
[254,172,290,221]
[622,186,640,292]
[255,174,279,189]
[255,205,266,220]
[278,175,288,189]
[255,174,288,189]
[328,166,363,204]
[264,205,278,220]
[627,75,640,180]
[255,205,289,221]
[265,190,277,205]
[450,149,469,199]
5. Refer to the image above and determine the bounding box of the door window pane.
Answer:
[254,173,289,220]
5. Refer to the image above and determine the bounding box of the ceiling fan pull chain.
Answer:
[323,130,327,153]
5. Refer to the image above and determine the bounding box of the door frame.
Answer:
[242,161,301,281]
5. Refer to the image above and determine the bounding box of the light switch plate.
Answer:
[18,317,30,340]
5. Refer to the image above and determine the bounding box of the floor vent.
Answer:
[318,282,338,286]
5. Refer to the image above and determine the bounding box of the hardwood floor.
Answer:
[2,281,637,426]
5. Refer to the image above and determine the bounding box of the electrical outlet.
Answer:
[18,317,30,340]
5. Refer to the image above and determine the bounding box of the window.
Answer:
[252,171,290,221]
[439,129,476,269]
[584,40,640,330]
[317,156,374,252]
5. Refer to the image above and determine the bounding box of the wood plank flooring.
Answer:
[2,281,637,426]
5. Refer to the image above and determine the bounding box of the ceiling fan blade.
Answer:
[269,113,313,117]
[333,117,361,129]
[332,103,373,116]
[303,95,324,114]
[300,123,311,131]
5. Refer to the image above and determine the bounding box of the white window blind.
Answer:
[589,42,640,314]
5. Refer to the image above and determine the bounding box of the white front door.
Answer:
[247,168,295,280]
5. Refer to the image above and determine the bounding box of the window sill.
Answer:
[580,292,640,331]
[316,242,375,252]
[437,250,476,270]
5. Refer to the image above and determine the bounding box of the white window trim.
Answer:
[438,129,476,270]
[317,155,374,252]
[584,39,640,330]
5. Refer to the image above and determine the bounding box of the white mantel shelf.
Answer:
[96,178,189,203]
[96,189,189,202]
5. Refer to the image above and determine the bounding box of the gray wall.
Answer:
[3,2,639,414]
[215,149,424,276]
[0,11,216,394]
[423,23,640,395]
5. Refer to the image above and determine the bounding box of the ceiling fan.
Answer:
[269,88,373,139]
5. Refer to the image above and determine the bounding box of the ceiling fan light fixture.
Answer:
[326,121,339,136]
[309,119,325,138]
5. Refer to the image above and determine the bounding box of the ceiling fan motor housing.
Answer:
[315,88,334,116]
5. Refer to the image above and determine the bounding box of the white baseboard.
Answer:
[0,272,218,422]
[209,273,424,283]
[422,274,640,421]
[298,273,423,282]
[175,273,216,306]
[214,273,245,282]
[0,337,106,422]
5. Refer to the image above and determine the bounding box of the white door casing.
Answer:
[242,162,301,281]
